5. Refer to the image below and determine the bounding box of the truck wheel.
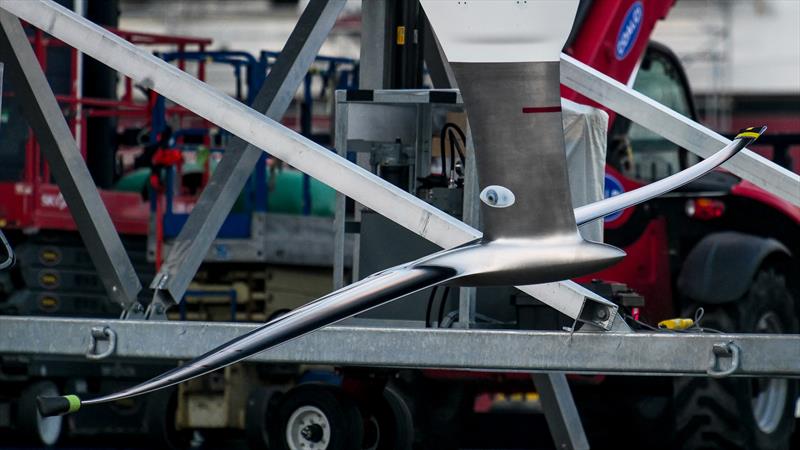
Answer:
[360,385,414,450]
[144,387,192,450]
[17,380,63,447]
[245,386,285,449]
[271,383,363,450]
[674,268,798,450]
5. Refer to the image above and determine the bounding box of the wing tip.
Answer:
[735,125,767,142]
[37,394,81,417]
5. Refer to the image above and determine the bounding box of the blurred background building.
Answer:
[652,0,800,135]
[117,0,799,133]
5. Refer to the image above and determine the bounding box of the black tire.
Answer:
[414,382,469,450]
[245,386,285,449]
[674,268,798,450]
[17,380,63,447]
[359,385,414,450]
[270,383,364,450]
[271,383,364,450]
[144,387,193,450]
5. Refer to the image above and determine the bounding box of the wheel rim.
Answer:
[36,384,63,446]
[362,415,381,450]
[286,405,331,450]
[750,311,788,434]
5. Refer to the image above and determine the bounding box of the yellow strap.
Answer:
[736,131,761,139]
[658,318,694,330]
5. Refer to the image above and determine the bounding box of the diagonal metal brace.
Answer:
[560,54,800,207]
[0,11,141,308]
[147,0,347,315]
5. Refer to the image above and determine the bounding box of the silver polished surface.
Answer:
[416,236,623,286]
[445,61,624,284]
[574,129,762,226]
[453,62,575,240]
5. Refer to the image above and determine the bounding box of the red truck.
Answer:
[567,1,799,449]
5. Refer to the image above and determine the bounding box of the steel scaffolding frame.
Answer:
[0,1,798,448]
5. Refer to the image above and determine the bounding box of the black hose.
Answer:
[425,286,439,327]
[439,129,448,177]
[437,286,451,327]
[441,122,466,143]
[439,122,466,173]
[448,130,457,181]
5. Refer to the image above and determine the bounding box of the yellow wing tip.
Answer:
[735,125,767,141]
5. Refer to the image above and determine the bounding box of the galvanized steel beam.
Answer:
[1,316,798,377]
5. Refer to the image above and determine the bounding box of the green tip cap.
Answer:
[37,394,81,417]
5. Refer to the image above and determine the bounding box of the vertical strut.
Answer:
[533,373,590,450]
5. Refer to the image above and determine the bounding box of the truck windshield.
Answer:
[626,48,699,182]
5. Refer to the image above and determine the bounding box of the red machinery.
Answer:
[422,2,798,449]
[0,27,211,236]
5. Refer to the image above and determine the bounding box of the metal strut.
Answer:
[560,54,800,207]
[0,10,142,309]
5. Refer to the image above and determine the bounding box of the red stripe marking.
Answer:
[522,106,562,114]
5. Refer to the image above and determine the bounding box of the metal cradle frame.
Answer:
[0,1,798,449]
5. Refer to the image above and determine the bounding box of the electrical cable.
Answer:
[425,286,439,328]
[448,129,457,185]
[622,306,723,334]
[437,286,451,327]
[450,130,466,165]
[439,128,448,177]
[439,122,467,174]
